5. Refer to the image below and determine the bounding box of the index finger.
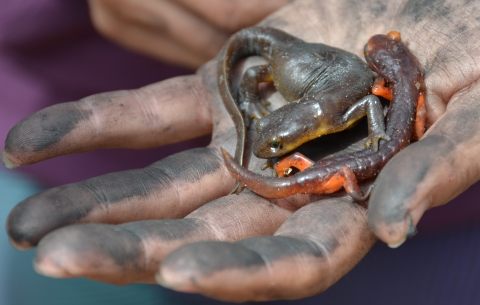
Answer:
[3,75,212,167]
[174,0,290,32]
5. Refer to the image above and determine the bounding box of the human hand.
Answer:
[5,0,480,301]
[87,0,290,68]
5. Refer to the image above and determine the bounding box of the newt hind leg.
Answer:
[238,64,274,127]
[333,166,372,203]
[319,165,371,203]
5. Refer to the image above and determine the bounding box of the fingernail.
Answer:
[155,272,199,293]
[388,237,406,248]
[155,272,184,290]
[33,261,69,278]
[155,272,169,287]
[2,149,20,169]
[407,216,417,238]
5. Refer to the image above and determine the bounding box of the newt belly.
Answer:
[222,31,426,200]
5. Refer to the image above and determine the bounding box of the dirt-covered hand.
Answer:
[4,0,480,302]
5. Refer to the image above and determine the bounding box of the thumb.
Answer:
[367,83,480,247]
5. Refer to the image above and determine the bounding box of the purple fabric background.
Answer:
[0,1,209,188]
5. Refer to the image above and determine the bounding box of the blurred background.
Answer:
[1,1,479,305]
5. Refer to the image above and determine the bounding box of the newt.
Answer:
[218,27,391,192]
[221,31,426,200]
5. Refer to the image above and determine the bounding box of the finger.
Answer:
[33,192,291,284]
[89,0,210,67]
[3,75,212,167]
[158,199,376,302]
[368,83,480,247]
[175,0,291,32]
[90,0,228,63]
[138,0,229,60]
[6,147,230,249]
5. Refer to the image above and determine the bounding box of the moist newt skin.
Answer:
[222,31,426,199]
[218,27,389,172]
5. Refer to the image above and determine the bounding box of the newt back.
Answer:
[218,27,374,169]
[222,31,425,199]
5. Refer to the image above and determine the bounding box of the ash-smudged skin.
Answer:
[6,147,222,248]
[4,103,93,165]
[222,32,425,199]
[218,26,378,166]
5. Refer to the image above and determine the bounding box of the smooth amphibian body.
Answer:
[222,31,426,200]
[218,27,391,194]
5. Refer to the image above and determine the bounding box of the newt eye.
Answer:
[269,141,282,149]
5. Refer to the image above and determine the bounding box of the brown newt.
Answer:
[218,27,391,193]
[221,31,426,200]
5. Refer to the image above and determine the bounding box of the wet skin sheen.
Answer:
[222,31,426,199]
[218,27,390,166]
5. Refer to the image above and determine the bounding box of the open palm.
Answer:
[4,0,480,301]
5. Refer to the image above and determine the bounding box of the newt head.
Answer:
[253,97,327,159]
[386,31,402,41]
[364,32,405,79]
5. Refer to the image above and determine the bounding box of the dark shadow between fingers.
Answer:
[33,190,292,285]
[6,147,230,249]
[34,220,213,284]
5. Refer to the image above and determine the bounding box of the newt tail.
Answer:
[222,31,426,199]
